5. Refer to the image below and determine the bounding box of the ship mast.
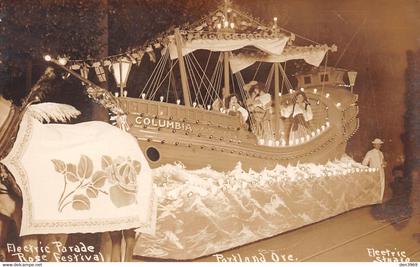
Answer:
[222,0,231,102]
[274,63,280,142]
[174,28,192,107]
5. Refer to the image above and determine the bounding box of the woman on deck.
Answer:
[281,91,313,145]
[246,83,273,143]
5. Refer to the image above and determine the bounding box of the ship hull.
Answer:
[138,138,346,171]
[120,87,357,172]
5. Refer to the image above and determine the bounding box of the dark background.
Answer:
[1,0,419,174]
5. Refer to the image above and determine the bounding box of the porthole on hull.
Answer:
[146,147,160,162]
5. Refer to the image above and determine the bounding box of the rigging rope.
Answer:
[140,50,168,98]
[190,52,223,105]
[185,54,206,105]
[152,51,170,100]
[279,63,293,92]
[252,62,262,81]
[334,17,367,67]
[265,64,274,93]
[184,54,200,105]
[196,51,213,95]
[206,54,223,105]
[149,55,176,100]
[280,62,287,96]
[144,51,170,100]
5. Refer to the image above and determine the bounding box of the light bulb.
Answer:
[58,57,68,66]
[44,55,52,61]
[313,88,317,93]
[141,93,146,99]
[160,96,164,102]
[176,99,181,105]
[326,93,330,98]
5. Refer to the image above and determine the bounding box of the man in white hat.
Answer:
[362,138,386,198]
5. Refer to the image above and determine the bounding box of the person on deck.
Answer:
[281,91,313,145]
[211,98,224,112]
[362,138,386,198]
[226,94,249,126]
[246,82,273,142]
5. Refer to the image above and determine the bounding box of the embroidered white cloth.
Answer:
[1,115,156,236]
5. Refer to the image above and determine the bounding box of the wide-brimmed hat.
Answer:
[243,80,258,92]
[372,138,384,144]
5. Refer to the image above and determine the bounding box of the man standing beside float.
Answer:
[363,138,387,198]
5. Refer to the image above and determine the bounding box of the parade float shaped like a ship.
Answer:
[114,8,357,172]
[48,0,383,260]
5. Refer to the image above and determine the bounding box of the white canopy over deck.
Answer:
[168,35,290,60]
[230,44,337,73]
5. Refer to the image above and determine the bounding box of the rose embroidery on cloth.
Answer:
[52,155,141,212]
[102,155,141,208]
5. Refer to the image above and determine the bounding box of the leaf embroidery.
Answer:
[86,187,98,198]
[72,194,90,210]
[77,155,93,179]
[101,155,112,170]
[65,163,79,183]
[51,159,66,173]
[92,170,107,188]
